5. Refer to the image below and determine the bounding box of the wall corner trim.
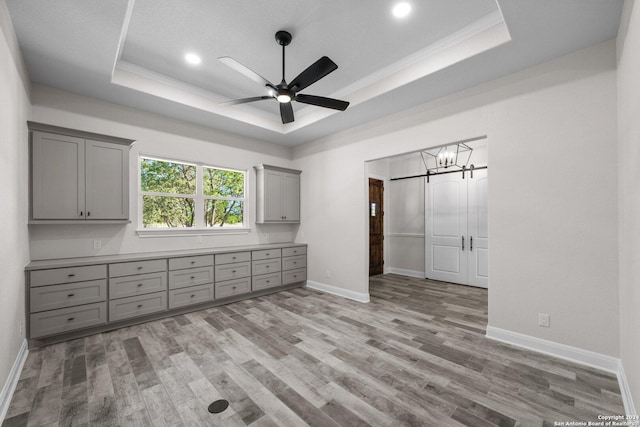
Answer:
[486,326,620,373]
[617,360,638,417]
[0,340,29,423]
[306,280,370,303]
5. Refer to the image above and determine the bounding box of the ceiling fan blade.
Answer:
[221,96,273,106]
[219,57,276,90]
[280,102,294,124]
[295,94,349,111]
[289,56,338,92]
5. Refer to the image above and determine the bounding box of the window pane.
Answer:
[143,195,195,228]
[203,167,244,198]
[141,158,196,195]
[204,200,244,227]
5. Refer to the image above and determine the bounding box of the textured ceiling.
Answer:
[6,0,624,146]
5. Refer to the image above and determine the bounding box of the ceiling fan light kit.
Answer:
[219,30,350,124]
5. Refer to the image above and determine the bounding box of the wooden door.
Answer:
[468,169,489,288]
[369,178,384,276]
[425,173,468,284]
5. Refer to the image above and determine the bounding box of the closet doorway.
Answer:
[425,168,488,287]
[369,178,384,276]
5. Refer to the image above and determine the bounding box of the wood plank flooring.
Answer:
[3,274,625,426]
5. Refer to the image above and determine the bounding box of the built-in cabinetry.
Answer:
[28,121,134,222]
[26,243,307,347]
[255,164,301,223]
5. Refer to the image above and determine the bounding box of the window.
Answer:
[139,157,246,231]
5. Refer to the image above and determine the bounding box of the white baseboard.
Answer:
[0,339,28,423]
[486,326,620,373]
[617,360,638,418]
[387,267,425,279]
[306,280,370,303]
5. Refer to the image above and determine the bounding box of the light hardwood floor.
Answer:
[3,274,624,426]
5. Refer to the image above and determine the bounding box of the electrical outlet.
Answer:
[538,313,550,328]
[93,240,101,249]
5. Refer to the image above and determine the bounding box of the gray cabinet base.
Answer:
[27,281,305,349]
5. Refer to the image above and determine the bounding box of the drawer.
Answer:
[282,268,307,285]
[30,302,107,338]
[252,259,281,276]
[109,272,167,300]
[215,252,251,265]
[109,292,167,322]
[109,259,167,278]
[282,246,306,257]
[252,248,281,261]
[252,273,282,292]
[215,262,251,282]
[30,265,106,287]
[30,279,106,313]
[215,277,251,299]
[169,267,214,290]
[282,255,306,271]
[169,283,214,309]
[169,255,213,271]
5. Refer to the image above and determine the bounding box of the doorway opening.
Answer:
[366,137,488,288]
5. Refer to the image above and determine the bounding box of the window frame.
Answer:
[137,154,250,237]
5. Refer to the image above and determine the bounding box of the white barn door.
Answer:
[425,169,489,288]
[425,174,468,284]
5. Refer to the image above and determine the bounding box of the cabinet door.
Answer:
[263,169,283,221]
[85,140,129,219]
[32,132,85,219]
[282,172,300,222]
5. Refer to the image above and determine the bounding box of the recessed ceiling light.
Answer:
[392,2,412,18]
[185,53,201,65]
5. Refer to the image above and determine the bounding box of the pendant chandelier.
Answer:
[421,142,473,174]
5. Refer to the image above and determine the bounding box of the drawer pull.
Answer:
[190,294,195,298]
[293,275,297,278]
[232,286,237,290]
[191,261,196,264]
[294,262,297,264]
[67,317,75,321]
[137,283,143,287]
[266,253,270,256]
[266,265,270,268]
[137,304,143,308]
[293,250,297,253]
[232,256,236,260]
[266,280,270,283]
[190,276,196,280]
[137,266,143,270]
[67,293,75,297]
[232,270,236,273]
[68,274,76,277]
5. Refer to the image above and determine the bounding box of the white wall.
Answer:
[29,85,295,260]
[617,0,640,412]
[0,0,30,412]
[293,40,619,356]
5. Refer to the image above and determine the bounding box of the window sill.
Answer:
[136,227,251,238]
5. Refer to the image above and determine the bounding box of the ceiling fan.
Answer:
[219,30,349,124]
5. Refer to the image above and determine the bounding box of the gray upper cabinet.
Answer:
[29,122,134,222]
[255,164,301,223]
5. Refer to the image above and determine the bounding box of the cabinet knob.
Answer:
[137,304,143,308]
[80,211,83,217]
[67,317,75,322]
[190,294,195,298]
[266,265,270,268]
[232,256,236,260]
[232,286,237,290]
[67,293,75,297]
[87,211,91,217]
[137,266,143,270]
[68,274,75,277]
[191,261,196,264]
[137,283,143,287]
[266,280,270,283]
[232,270,236,273]
[190,276,196,279]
